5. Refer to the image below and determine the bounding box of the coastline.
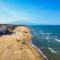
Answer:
[0,25,44,60]
[29,42,48,60]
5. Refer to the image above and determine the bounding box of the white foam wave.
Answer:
[46,37,50,40]
[48,48,57,53]
[55,38,60,43]
[48,41,50,43]
[40,31,46,34]
[47,33,51,35]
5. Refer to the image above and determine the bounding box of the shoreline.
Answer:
[29,42,48,60]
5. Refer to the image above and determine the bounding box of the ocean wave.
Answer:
[46,33,51,35]
[40,31,46,34]
[48,48,57,53]
[47,41,50,43]
[46,37,50,40]
[40,31,51,35]
[55,38,60,43]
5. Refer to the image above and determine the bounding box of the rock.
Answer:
[14,26,32,44]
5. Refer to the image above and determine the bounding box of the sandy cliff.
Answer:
[0,25,44,60]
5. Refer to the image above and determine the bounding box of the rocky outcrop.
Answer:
[13,26,32,44]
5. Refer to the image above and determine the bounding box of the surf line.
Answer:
[29,41,48,60]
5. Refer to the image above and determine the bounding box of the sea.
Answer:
[29,25,60,60]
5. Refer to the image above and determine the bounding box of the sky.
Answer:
[0,0,60,25]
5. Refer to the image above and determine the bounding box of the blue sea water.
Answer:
[29,25,60,60]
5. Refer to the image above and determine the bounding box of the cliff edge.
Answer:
[0,25,44,60]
